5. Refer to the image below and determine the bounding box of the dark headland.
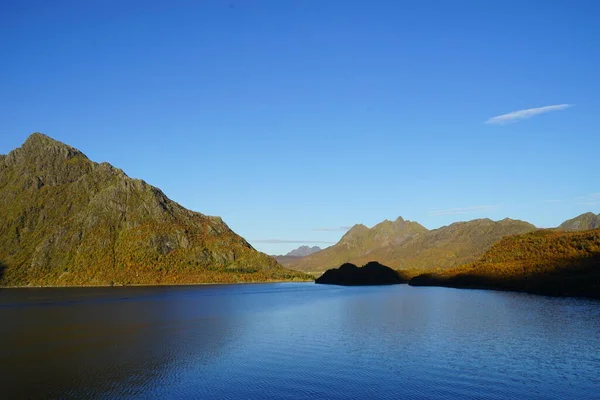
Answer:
[315,261,407,286]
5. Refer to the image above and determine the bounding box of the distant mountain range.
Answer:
[0,133,311,286]
[286,245,322,257]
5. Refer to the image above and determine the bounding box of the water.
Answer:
[1,283,598,399]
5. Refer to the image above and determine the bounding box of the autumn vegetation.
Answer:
[410,229,600,298]
[0,133,312,287]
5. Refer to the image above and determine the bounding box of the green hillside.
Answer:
[0,133,312,286]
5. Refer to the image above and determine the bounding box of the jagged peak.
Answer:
[14,132,86,161]
[25,132,56,144]
[23,132,76,150]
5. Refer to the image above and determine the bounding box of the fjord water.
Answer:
[1,284,598,399]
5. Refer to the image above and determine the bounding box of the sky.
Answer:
[1,1,599,255]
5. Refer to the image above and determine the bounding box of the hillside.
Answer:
[558,212,600,231]
[410,229,600,298]
[285,217,428,274]
[0,133,311,286]
[354,218,537,276]
[290,217,536,276]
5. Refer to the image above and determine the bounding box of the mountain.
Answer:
[353,218,537,276]
[286,245,322,257]
[410,229,600,298]
[289,217,536,276]
[285,217,428,274]
[557,212,600,231]
[273,245,322,265]
[0,133,311,286]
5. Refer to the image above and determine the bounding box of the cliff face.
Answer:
[0,133,311,286]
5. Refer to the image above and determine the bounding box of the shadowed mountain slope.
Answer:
[410,229,600,298]
[0,133,311,286]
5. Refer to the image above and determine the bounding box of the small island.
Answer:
[315,261,407,286]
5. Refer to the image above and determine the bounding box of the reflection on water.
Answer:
[1,284,599,399]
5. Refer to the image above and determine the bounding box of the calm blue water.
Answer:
[0,283,598,399]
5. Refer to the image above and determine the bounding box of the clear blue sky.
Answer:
[1,1,599,254]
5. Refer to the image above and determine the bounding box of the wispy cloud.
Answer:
[312,226,352,232]
[252,239,336,244]
[576,193,600,205]
[428,205,498,216]
[485,104,573,125]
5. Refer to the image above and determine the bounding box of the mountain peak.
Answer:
[12,133,85,162]
[25,132,55,144]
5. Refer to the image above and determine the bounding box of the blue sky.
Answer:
[1,0,599,254]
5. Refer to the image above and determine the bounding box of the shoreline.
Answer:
[0,279,315,289]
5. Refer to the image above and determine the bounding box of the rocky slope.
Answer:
[557,212,600,232]
[0,133,311,286]
[410,228,600,298]
[286,217,428,275]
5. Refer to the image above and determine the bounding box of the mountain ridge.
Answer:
[285,216,428,274]
[558,212,600,232]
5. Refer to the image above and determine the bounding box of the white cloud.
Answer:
[485,104,573,125]
[428,205,498,216]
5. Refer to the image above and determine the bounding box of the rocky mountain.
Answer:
[353,218,537,276]
[286,245,322,257]
[557,212,600,231]
[289,217,536,276]
[0,133,311,286]
[410,228,600,298]
[285,217,428,274]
